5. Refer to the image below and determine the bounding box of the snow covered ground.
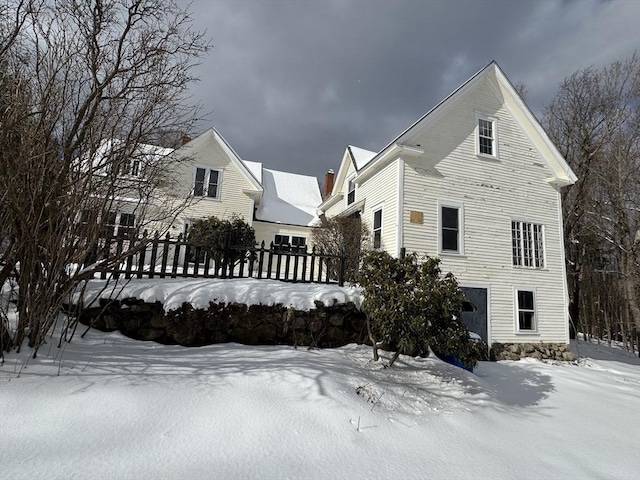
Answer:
[1,327,638,480]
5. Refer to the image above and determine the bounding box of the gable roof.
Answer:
[348,145,377,170]
[86,138,174,173]
[179,127,263,197]
[181,127,321,227]
[354,61,577,186]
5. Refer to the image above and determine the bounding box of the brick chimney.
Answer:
[322,169,334,200]
[181,134,191,145]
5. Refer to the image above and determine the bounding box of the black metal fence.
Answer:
[92,232,346,286]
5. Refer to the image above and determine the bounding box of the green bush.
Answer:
[187,215,256,266]
[357,250,481,368]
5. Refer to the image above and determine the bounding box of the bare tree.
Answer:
[312,214,370,283]
[545,54,640,347]
[0,0,210,356]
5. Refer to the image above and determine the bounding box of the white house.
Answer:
[317,61,577,349]
[167,127,322,249]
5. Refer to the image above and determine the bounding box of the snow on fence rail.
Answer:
[89,231,347,286]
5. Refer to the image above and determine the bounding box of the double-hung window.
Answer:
[194,167,221,199]
[476,114,497,158]
[516,289,536,332]
[347,178,356,205]
[291,236,306,252]
[512,221,545,268]
[439,201,463,254]
[102,212,136,238]
[274,235,306,252]
[372,208,382,249]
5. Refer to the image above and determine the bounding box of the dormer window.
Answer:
[347,178,356,205]
[476,113,497,158]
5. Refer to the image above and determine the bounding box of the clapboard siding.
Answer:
[401,76,567,343]
[253,222,314,248]
[357,160,399,255]
[171,132,256,224]
[323,161,357,219]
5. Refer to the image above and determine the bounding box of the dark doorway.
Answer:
[460,287,488,344]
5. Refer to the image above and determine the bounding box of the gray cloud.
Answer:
[180,0,639,182]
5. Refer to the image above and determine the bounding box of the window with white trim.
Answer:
[347,178,356,205]
[194,167,221,199]
[439,202,463,254]
[476,114,497,157]
[512,221,545,268]
[274,235,306,252]
[516,289,536,332]
[372,208,382,249]
[102,212,136,238]
[118,159,141,177]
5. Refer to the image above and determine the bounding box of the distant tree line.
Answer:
[545,54,639,352]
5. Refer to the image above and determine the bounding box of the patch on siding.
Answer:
[409,211,424,224]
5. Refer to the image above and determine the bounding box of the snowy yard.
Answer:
[1,326,639,480]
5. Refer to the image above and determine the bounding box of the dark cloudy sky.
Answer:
[180,0,639,183]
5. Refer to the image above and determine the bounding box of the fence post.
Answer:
[301,245,308,282]
[193,246,202,277]
[338,245,346,287]
[160,232,170,278]
[171,234,181,278]
[266,242,274,279]
[221,235,230,278]
[284,245,291,281]
[257,241,265,279]
[149,231,159,279]
[309,245,316,282]
[136,230,148,279]
[292,248,300,282]
[203,250,211,278]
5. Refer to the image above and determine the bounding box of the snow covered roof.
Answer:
[242,160,263,184]
[87,139,174,171]
[348,145,377,170]
[254,168,322,226]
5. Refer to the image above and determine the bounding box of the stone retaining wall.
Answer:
[491,342,575,361]
[77,298,367,348]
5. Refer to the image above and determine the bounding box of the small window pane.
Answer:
[373,209,382,229]
[194,168,205,196]
[442,229,458,251]
[373,209,382,249]
[518,290,534,310]
[442,207,458,228]
[207,170,219,198]
[119,213,136,238]
[347,180,355,205]
[519,311,535,331]
[275,235,289,245]
[102,212,117,238]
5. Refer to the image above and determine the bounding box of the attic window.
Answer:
[372,208,382,249]
[476,114,497,158]
[347,178,356,205]
[194,167,221,199]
